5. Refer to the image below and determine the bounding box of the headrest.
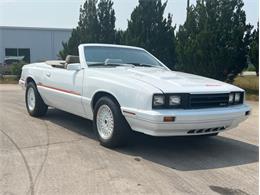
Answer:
[65,55,80,64]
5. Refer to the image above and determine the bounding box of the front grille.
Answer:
[189,93,229,109]
[153,92,243,109]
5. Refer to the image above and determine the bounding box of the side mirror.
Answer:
[67,63,82,71]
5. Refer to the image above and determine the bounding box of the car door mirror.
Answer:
[67,63,82,71]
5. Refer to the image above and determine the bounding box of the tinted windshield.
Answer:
[84,46,163,67]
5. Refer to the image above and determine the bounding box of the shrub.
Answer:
[0,66,12,75]
[247,64,256,72]
[11,62,25,78]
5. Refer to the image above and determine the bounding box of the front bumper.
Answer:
[121,104,250,136]
[19,79,26,89]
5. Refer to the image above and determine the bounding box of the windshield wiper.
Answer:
[88,62,123,67]
[126,63,157,67]
[88,62,159,68]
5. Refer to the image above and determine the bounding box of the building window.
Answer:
[5,48,18,56]
[5,48,31,63]
[18,49,30,63]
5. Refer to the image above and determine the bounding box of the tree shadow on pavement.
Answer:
[44,109,259,171]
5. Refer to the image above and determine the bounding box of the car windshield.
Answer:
[84,46,163,67]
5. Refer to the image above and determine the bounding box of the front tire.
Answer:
[93,96,131,148]
[26,82,48,117]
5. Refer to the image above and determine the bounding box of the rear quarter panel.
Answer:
[21,63,52,103]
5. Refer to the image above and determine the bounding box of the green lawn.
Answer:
[233,75,259,101]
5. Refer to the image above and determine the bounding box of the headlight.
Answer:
[229,92,243,104]
[229,93,234,103]
[234,92,241,102]
[169,95,181,106]
[153,93,185,109]
[153,94,165,107]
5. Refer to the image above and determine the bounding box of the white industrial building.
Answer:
[0,26,72,64]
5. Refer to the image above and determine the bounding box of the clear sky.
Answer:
[0,0,259,30]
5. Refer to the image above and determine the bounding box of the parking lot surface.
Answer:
[0,84,258,195]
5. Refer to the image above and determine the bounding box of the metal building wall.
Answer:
[0,26,72,63]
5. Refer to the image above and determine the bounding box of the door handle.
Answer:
[46,73,51,77]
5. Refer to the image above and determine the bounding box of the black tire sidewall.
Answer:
[93,97,130,148]
[25,82,47,117]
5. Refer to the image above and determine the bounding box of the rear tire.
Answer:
[26,82,48,117]
[93,96,131,148]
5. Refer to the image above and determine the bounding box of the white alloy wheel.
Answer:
[27,87,36,111]
[96,105,114,140]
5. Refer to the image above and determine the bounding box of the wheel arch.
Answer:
[26,76,36,87]
[91,91,121,112]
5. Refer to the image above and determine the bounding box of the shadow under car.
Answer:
[43,108,259,171]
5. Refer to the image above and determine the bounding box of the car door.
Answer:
[39,66,85,117]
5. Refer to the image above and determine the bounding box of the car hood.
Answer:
[92,67,243,93]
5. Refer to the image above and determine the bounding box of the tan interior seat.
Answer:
[46,60,65,68]
[65,55,80,69]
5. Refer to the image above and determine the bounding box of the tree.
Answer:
[176,0,250,81]
[249,22,259,76]
[59,0,116,59]
[115,30,126,44]
[59,28,81,59]
[97,0,116,43]
[125,0,176,69]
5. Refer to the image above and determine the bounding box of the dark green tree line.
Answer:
[176,0,251,81]
[97,0,116,43]
[60,0,257,82]
[249,22,259,76]
[59,0,116,59]
[124,0,176,69]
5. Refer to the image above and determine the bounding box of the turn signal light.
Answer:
[163,116,175,122]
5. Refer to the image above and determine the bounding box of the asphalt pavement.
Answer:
[0,84,258,195]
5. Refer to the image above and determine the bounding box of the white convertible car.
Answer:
[19,44,250,147]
